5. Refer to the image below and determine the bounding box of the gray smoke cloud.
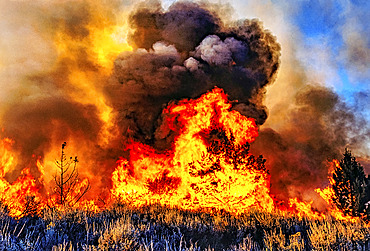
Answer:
[106,1,281,148]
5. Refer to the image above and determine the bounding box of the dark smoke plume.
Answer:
[251,85,370,205]
[106,1,281,148]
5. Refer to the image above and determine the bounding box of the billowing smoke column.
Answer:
[106,1,281,149]
[106,1,369,206]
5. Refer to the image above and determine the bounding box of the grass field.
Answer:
[0,202,369,251]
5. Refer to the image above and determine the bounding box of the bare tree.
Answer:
[53,142,90,207]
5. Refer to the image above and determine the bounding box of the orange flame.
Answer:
[0,138,98,217]
[111,88,273,213]
[286,160,358,222]
[288,198,325,220]
[110,89,363,221]
[0,139,43,217]
[314,160,358,222]
[0,88,363,221]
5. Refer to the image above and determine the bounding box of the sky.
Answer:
[288,0,368,97]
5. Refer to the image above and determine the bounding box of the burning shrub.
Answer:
[188,128,270,212]
[146,170,182,195]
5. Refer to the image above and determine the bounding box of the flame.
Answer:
[286,160,358,222]
[0,137,14,177]
[0,139,43,217]
[288,198,325,220]
[111,88,274,213]
[109,89,363,220]
[0,138,97,218]
[1,168,43,218]
[0,89,364,221]
[314,160,358,222]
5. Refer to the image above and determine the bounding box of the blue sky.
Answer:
[291,0,369,99]
[298,1,369,131]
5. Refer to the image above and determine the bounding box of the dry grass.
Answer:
[0,202,369,250]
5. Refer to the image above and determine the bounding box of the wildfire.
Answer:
[0,137,98,217]
[288,198,324,220]
[0,0,132,218]
[0,88,361,221]
[0,89,361,222]
[284,160,358,222]
[0,1,362,221]
[111,88,272,213]
[0,138,42,217]
[315,160,358,222]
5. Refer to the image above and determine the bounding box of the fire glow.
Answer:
[111,87,272,213]
[0,88,358,222]
[0,1,366,224]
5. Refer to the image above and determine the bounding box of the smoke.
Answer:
[0,0,128,184]
[251,85,370,204]
[0,0,368,206]
[0,0,281,195]
[338,1,370,81]
[225,0,370,205]
[107,1,280,148]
